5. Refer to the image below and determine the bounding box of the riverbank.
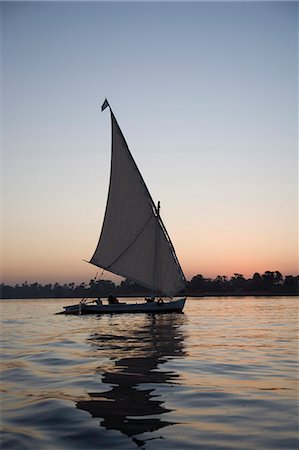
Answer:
[1,271,297,299]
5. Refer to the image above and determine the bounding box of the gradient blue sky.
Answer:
[1,1,298,284]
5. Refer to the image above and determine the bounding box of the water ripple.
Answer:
[1,297,298,449]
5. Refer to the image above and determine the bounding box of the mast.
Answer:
[153,201,160,298]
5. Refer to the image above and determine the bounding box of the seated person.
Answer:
[108,294,119,304]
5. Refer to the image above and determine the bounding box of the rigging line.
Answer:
[106,213,154,271]
[154,201,185,283]
[80,270,105,304]
[157,214,186,284]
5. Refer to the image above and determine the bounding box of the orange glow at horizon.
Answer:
[2,222,297,285]
[2,183,298,285]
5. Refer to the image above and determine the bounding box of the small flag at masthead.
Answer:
[101,98,109,111]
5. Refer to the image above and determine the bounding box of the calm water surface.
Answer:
[1,297,298,449]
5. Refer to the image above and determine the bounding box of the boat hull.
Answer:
[60,298,186,315]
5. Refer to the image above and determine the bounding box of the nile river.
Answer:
[1,297,298,449]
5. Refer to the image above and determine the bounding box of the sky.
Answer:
[1,1,298,285]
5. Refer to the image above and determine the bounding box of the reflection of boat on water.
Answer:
[78,357,174,439]
[62,99,186,315]
[77,314,186,447]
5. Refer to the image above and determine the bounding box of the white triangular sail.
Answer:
[90,103,185,296]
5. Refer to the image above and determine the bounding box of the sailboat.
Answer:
[62,99,186,314]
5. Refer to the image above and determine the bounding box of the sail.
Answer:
[90,105,185,296]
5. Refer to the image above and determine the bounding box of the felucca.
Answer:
[62,100,186,314]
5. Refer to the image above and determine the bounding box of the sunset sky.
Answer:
[2,1,298,285]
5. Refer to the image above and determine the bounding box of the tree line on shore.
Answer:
[1,271,298,299]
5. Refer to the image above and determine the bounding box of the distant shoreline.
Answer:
[1,271,298,299]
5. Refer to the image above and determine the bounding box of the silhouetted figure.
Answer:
[96,298,102,305]
[108,294,119,304]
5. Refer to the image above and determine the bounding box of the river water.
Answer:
[1,296,298,450]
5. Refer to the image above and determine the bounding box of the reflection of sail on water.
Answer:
[77,314,187,447]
